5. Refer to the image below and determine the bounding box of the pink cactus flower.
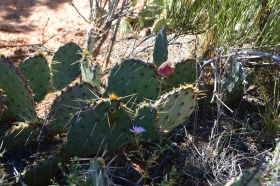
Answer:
[158,62,174,77]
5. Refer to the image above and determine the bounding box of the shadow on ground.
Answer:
[0,0,70,32]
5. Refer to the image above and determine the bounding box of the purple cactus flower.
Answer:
[130,126,146,134]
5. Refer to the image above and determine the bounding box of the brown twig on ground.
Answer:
[6,53,36,59]
[0,27,22,33]
[0,44,43,48]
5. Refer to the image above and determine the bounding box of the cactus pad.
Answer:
[153,27,168,67]
[51,42,82,90]
[65,98,133,157]
[21,154,61,186]
[133,102,161,141]
[105,59,159,107]
[222,58,244,105]
[80,54,101,93]
[47,82,99,135]
[2,121,41,151]
[0,57,36,121]
[155,85,198,132]
[161,59,198,92]
[19,53,51,103]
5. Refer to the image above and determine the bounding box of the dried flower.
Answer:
[130,126,145,134]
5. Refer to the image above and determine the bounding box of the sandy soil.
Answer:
[0,0,89,56]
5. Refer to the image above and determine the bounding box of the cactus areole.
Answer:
[158,62,174,77]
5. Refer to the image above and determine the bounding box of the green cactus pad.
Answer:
[104,59,159,108]
[80,55,101,93]
[21,154,61,186]
[19,53,51,103]
[161,59,199,92]
[222,58,245,105]
[65,99,133,157]
[155,85,198,132]
[0,57,36,121]
[47,82,99,135]
[153,27,168,67]
[2,122,41,151]
[51,42,82,90]
[0,89,3,119]
[133,102,161,141]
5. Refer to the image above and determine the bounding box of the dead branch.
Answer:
[0,44,43,48]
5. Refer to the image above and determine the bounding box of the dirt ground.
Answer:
[0,0,89,56]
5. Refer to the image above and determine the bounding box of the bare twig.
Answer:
[239,60,248,94]
[71,2,91,24]
[242,61,280,67]
[0,44,42,48]
[6,53,37,59]
[210,62,218,103]
[42,18,49,44]
[214,95,234,113]
[201,51,280,69]
[104,17,121,67]
[0,27,22,33]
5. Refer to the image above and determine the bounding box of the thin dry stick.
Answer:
[0,44,42,48]
[201,52,280,69]
[42,18,49,44]
[104,17,121,67]
[71,2,91,24]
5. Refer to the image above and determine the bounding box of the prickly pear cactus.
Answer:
[155,85,198,132]
[222,58,245,105]
[161,59,199,92]
[47,82,99,135]
[86,158,112,185]
[65,97,133,157]
[85,27,95,55]
[80,54,101,93]
[104,59,159,108]
[19,53,51,103]
[51,42,82,90]
[153,27,168,67]
[2,121,41,151]
[0,57,36,121]
[21,154,62,186]
[133,102,161,141]
[0,89,3,120]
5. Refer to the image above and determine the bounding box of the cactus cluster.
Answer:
[0,26,247,185]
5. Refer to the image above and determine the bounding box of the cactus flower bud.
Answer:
[158,62,174,77]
